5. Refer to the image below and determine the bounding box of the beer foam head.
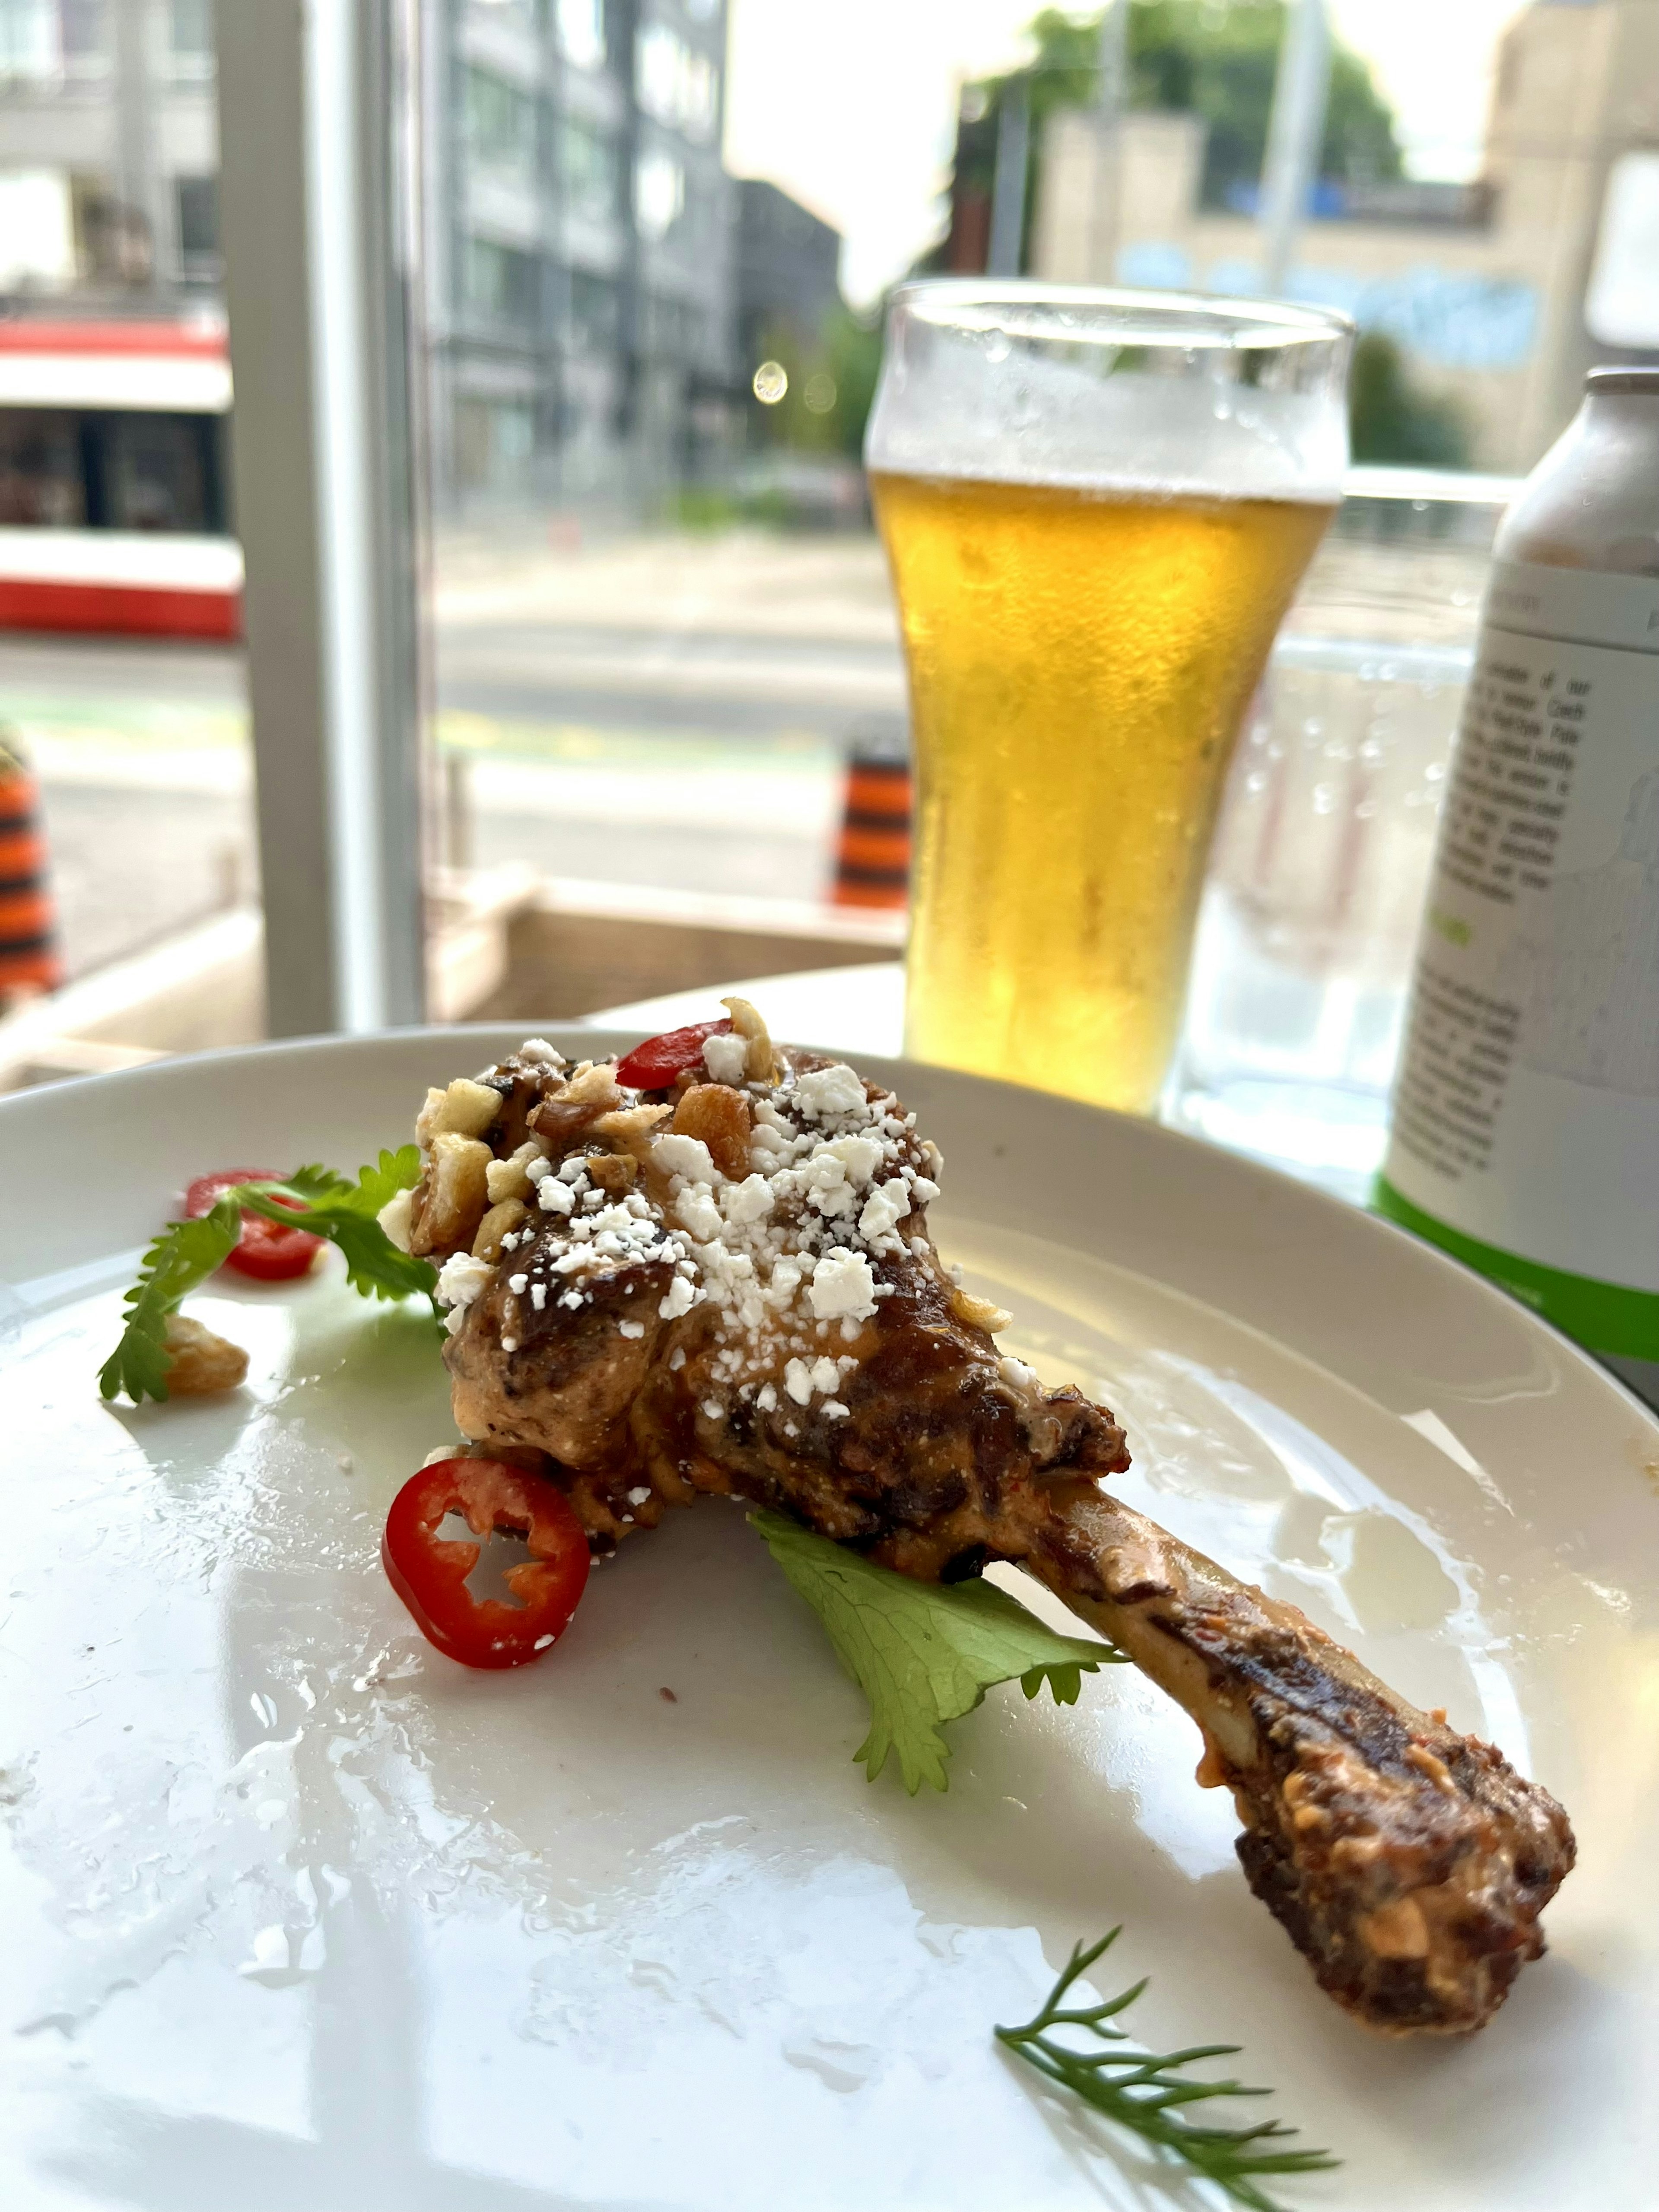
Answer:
[864,284,1351,503]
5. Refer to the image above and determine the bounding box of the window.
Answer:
[454,394,536,493]
[0,409,83,525]
[464,64,536,178]
[0,0,57,79]
[569,267,619,349]
[60,0,104,74]
[636,24,716,141]
[556,0,605,74]
[558,115,618,223]
[169,0,211,76]
[462,235,540,327]
[635,148,684,242]
[175,175,219,267]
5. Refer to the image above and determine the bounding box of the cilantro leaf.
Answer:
[98,1199,242,1405]
[750,1508,1127,1793]
[238,1149,434,1303]
[99,1150,437,1405]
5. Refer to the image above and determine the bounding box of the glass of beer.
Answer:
[866,285,1352,1114]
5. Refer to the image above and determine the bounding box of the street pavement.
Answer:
[1,530,909,981]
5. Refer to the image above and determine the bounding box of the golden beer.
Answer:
[872,470,1333,1112]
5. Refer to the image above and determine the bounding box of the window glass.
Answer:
[636,24,716,141]
[634,147,683,240]
[464,63,536,179]
[557,114,618,221]
[0,0,250,1036]
[462,235,540,326]
[0,0,58,80]
[556,0,605,73]
[168,0,210,69]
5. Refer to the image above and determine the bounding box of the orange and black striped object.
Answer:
[0,731,63,998]
[833,755,911,910]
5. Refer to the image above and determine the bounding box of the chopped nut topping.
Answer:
[721,995,781,1084]
[591,1101,672,1157]
[485,1140,545,1205]
[949,1286,1012,1334]
[163,1313,249,1395]
[586,1152,638,1193]
[473,1195,528,1261]
[672,1082,753,1180]
[529,1061,624,1148]
[429,1077,501,1140]
[410,1131,492,1255]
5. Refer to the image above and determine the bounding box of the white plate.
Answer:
[2,1028,1656,2212]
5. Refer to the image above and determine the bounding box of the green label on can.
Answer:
[1373,1176,1659,1359]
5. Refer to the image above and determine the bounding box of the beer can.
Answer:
[1376,369,1659,1377]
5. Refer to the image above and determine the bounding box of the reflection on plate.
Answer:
[2,1028,1656,2212]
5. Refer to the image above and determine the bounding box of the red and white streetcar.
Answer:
[0,315,240,639]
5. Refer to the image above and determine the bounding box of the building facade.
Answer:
[0,0,742,516]
[1030,0,1659,474]
[421,0,740,516]
[0,0,219,296]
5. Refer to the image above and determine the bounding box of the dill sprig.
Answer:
[995,1930,1339,2212]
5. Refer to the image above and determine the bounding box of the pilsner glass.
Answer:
[866,284,1352,1114]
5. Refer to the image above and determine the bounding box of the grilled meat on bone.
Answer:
[392,1018,1575,2036]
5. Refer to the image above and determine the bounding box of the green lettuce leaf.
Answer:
[750,1507,1127,1793]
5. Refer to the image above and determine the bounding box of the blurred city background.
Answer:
[1,0,1656,1186]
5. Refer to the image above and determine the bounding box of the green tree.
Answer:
[990,4,1403,219]
[1348,333,1471,468]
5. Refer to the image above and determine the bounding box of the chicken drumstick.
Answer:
[385,1011,1574,2037]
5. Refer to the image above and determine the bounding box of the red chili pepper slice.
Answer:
[381,1457,590,1670]
[184,1168,326,1282]
[614,1017,733,1090]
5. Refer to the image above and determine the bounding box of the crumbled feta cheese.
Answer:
[793,1063,867,1118]
[823,1132,884,1186]
[822,1400,850,1421]
[557,1156,587,1185]
[858,1177,911,1240]
[756,1382,778,1412]
[659,1274,696,1320]
[783,1357,814,1405]
[538,1178,575,1215]
[722,1173,774,1225]
[518,1037,566,1067]
[376,1187,414,1252]
[912,1177,941,1205]
[701,1400,725,1421]
[998,1355,1039,1391]
[524,1154,553,1184]
[618,1319,645,1339]
[702,1031,750,1084]
[531,1283,547,1311]
[435,1252,494,1310]
[627,1485,652,1505]
[654,1133,718,1184]
[560,1290,584,1309]
[507,1273,528,1294]
[808,1247,878,1322]
[668,1346,687,1371]
[676,1186,723,1241]
[501,1336,518,1352]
